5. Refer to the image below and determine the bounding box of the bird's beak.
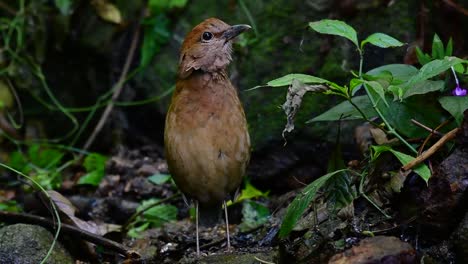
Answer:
[222,24,251,41]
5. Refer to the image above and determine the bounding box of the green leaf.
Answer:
[439,96,468,125]
[28,145,63,169]
[77,170,103,186]
[361,33,404,49]
[365,81,388,107]
[309,95,377,122]
[371,146,431,183]
[415,47,431,65]
[431,34,444,60]
[279,169,347,238]
[406,57,465,87]
[367,64,418,83]
[148,173,171,185]
[127,222,150,238]
[389,149,431,183]
[233,180,269,205]
[0,200,21,212]
[78,153,107,186]
[324,171,356,210]
[309,19,358,48]
[54,0,74,15]
[83,153,107,172]
[402,80,444,99]
[445,38,453,56]
[148,0,188,12]
[238,200,270,232]
[140,14,171,67]
[267,74,329,87]
[139,199,178,227]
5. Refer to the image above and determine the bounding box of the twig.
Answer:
[402,127,460,171]
[411,119,444,137]
[81,15,142,152]
[442,0,468,16]
[0,211,140,259]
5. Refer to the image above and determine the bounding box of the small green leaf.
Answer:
[78,153,107,186]
[389,149,431,183]
[148,173,171,185]
[140,14,171,67]
[361,33,404,49]
[233,180,269,205]
[445,38,453,56]
[139,199,178,227]
[415,47,431,65]
[431,34,444,60]
[267,74,329,87]
[309,19,358,48]
[279,169,347,238]
[77,170,103,186]
[439,96,468,125]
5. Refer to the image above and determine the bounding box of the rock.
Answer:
[328,236,416,264]
[0,224,73,264]
[451,210,468,262]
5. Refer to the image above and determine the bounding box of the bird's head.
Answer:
[178,18,250,79]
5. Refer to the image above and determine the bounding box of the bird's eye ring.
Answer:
[202,32,213,41]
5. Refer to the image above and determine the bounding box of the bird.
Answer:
[164,18,251,255]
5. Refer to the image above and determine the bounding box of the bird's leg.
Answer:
[195,200,200,256]
[223,200,231,251]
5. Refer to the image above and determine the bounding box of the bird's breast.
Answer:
[164,72,250,206]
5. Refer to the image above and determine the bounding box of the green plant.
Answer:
[257,19,468,238]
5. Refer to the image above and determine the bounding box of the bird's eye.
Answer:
[202,32,213,41]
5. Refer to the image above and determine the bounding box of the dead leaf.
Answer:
[282,79,328,140]
[91,0,122,24]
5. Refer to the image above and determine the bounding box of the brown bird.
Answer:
[164,18,251,255]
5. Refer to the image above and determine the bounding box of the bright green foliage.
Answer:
[238,200,270,232]
[230,179,269,205]
[309,20,358,47]
[77,153,108,186]
[0,200,21,212]
[128,198,178,237]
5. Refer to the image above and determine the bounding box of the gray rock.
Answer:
[0,224,73,264]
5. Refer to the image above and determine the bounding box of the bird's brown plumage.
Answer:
[164,18,251,209]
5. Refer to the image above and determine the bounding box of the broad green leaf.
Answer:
[309,19,358,48]
[279,169,347,238]
[140,199,177,226]
[325,144,355,210]
[389,149,431,183]
[238,201,270,232]
[267,74,329,87]
[406,57,465,87]
[453,63,465,74]
[28,145,63,169]
[402,80,444,99]
[309,95,377,122]
[361,33,404,49]
[431,34,444,60]
[148,173,171,185]
[415,47,431,65]
[367,64,418,83]
[439,96,468,125]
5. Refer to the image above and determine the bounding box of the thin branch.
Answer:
[81,16,142,152]
[411,119,444,137]
[0,211,140,259]
[402,127,460,171]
